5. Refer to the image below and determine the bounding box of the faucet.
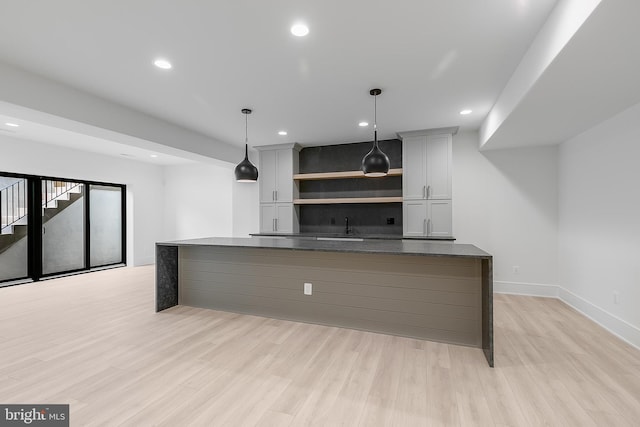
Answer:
[345,217,350,234]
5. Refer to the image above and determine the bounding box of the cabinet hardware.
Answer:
[422,185,426,199]
[423,218,427,235]
[275,190,278,201]
[426,185,430,199]
[275,218,278,231]
[273,218,276,231]
[272,190,276,201]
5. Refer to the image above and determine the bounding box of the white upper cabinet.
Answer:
[259,150,278,203]
[399,128,456,237]
[402,137,427,200]
[258,144,299,203]
[257,144,300,234]
[426,134,452,200]
[276,149,294,202]
[401,132,452,200]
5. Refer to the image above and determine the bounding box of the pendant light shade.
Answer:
[362,88,390,177]
[235,108,259,182]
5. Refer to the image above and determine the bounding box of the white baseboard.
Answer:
[133,256,155,266]
[494,280,559,298]
[558,287,640,351]
[494,280,640,351]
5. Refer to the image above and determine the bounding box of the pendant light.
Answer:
[234,108,259,182]
[362,88,390,177]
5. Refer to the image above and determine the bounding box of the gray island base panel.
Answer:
[155,237,493,367]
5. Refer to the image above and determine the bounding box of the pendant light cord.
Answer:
[245,113,248,144]
[374,93,377,132]
[373,92,378,146]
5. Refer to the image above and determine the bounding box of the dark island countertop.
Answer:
[157,236,490,259]
[250,232,456,241]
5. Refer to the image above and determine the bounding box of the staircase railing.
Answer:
[1,179,27,232]
[1,179,82,233]
[42,180,82,210]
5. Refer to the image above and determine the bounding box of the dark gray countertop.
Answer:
[250,232,456,241]
[157,236,490,259]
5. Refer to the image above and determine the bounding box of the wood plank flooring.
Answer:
[1,265,639,426]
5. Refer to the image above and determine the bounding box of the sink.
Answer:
[316,236,364,242]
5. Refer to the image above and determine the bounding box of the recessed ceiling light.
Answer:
[290,23,309,37]
[150,154,158,158]
[154,59,172,70]
[358,121,369,127]
[460,109,472,115]
[278,131,287,136]
[5,122,19,127]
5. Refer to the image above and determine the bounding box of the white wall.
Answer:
[162,157,261,239]
[0,134,164,266]
[558,102,640,340]
[232,174,260,237]
[162,163,235,240]
[453,131,558,290]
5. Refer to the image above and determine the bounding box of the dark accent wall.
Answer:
[300,203,402,235]
[299,139,402,173]
[300,176,402,199]
[298,139,402,236]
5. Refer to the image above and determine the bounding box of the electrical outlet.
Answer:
[614,291,620,304]
[387,217,395,225]
[512,266,520,274]
[304,282,312,295]
[330,218,335,225]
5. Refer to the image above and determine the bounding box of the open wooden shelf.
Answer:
[293,196,403,205]
[293,168,403,181]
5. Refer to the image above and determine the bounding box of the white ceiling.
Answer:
[0,114,193,165]
[0,0,559,153]
[481,0,640,150]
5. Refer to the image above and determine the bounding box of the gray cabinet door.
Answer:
[427,200,452,236]
[260,204,276,232]
[403,200,427,237]
[276,204,294,233]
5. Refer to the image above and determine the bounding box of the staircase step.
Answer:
[45,194,68,202]
[0,223,28,255]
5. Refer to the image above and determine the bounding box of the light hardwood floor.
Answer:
[1,265,639,426]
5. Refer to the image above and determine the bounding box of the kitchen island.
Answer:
[156,237,493,366]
